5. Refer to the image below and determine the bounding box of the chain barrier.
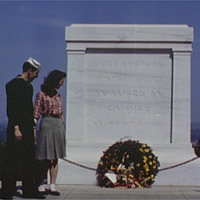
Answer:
[159,156,199,171]
[62,158,96,171]
[62,137,199,172]
[62,156,199,172]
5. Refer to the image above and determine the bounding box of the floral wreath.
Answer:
[96,139,160,188]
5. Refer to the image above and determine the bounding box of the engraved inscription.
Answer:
[95,89,164,99]
[107,104,151,114]
[83,52,171,142]
[93,120,165,128]
[94,60,164,71]
[89,73,164,84]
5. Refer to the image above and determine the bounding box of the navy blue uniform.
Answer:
[2,76,36,197]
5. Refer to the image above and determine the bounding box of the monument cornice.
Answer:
[66,41,193,53]
[66,24,193,43]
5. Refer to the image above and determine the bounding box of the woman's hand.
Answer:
[33,127,37,142]
[14,125,22,141]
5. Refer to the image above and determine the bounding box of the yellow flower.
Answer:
[144,148,150,153]
[129,174,134,178]
[139,148,144,152]
[143,156,148,160]
[136,163,141,167]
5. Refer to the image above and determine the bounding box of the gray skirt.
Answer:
[36,116,66,160]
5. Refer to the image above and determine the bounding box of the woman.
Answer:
[34,69,66,196]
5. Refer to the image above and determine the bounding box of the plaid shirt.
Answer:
[34,91,64,122]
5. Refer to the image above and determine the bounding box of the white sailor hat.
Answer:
[27,57,42,71]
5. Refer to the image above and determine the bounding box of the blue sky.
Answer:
[0,1,200,138]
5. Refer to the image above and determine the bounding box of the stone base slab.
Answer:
[56,144,200,186]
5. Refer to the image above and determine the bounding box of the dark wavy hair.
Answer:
[23,61,38,72]
[41,70,66,96]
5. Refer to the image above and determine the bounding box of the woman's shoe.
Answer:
[49,190,60,196]
[38,185,47,195]
[49,184,60,196]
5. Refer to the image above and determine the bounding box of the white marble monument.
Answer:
[57,24,200,186]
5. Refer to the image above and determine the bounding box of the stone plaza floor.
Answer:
[1,184,200,200]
